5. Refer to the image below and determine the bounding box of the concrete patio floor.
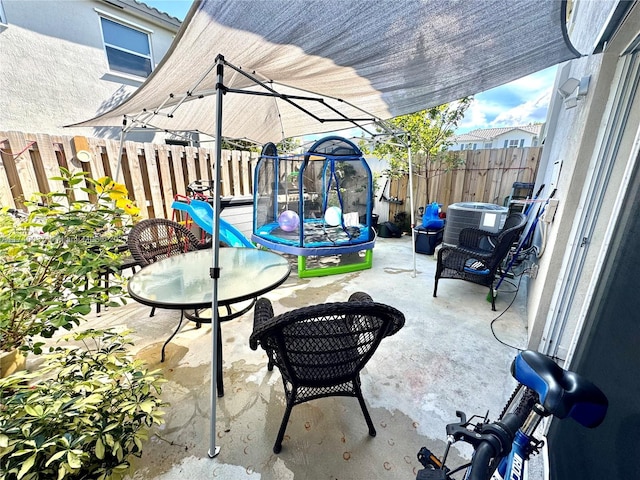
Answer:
[83,235,531,479]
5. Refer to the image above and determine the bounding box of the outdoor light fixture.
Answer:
[75,150,92,163]
[557,75,591,109]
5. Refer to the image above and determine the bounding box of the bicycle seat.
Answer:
[511,350,607,428]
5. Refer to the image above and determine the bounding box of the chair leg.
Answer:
[267,353,275,371]
[433,276,439,297]
[274,390,297,453]
[149,306,156,317]
[489,287,496,311]
[354,378,376,437]
[161,310,184,362]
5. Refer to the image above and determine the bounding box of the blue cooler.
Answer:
[415,202,445,254]
[414,226,444,255]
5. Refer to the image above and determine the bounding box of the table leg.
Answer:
[160,310,224,397]
[162,310,184,362]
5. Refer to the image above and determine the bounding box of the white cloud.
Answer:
[456,107,485,132]
[490,88,552,127]
[456,66,557,133]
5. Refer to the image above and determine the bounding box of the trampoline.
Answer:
[252,136,376,277]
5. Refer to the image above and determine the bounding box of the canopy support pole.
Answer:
[208,54,224,459]
[407,136,416,278]
[114,118,128,182]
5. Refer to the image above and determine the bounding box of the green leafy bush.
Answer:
[0,169,139,353]
[0,329,165,480]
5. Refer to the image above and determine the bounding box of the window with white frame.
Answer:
[508,139,520,148]
[532,136,539,147]
[484,142,492,149]
[100,16,152,78]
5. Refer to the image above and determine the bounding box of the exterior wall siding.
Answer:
[0,0,178,141]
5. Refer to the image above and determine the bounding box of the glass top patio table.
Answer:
[127,248,291,310]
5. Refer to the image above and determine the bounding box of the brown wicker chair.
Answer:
[249,292,405,453]
[127,218,206,318]
[127,218,205,267]
[433,212,527,310]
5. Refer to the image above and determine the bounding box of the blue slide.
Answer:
[172,198,255,248]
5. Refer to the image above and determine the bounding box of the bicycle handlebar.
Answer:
[465,413,526,480]
[466,442,495,480]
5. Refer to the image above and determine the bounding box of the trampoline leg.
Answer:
[297,256,307,277]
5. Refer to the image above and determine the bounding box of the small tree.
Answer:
[0,169,140,353]
[361,99,472,202]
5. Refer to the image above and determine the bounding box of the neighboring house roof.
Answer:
[453,124,543,143]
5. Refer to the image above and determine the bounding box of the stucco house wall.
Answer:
[526,0,640,360]
[0,0,179,140]
[511,2,640,476]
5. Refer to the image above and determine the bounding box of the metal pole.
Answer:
[208,55,224,458]
[407,136,417,278]
[114,118,127,182]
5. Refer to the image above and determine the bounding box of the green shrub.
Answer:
[0,169,139,353]
[0,329,165,480]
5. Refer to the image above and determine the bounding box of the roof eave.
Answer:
[99,0,182,30]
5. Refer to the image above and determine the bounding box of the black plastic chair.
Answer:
[433,213,527,310]
[249,292,405,453]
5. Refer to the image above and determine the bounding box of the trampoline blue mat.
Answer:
[255,219,371,248]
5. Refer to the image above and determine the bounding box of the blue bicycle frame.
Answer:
[486,429,531,480]
[417,350,608,480]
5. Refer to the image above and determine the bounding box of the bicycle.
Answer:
[415,350,608,480]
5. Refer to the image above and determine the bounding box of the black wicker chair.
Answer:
[433,212,527,310]
[249,292,405,453]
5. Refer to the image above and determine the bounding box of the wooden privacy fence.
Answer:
[2,131,541,223]
[387,147,542,219]
[0,131,257,219]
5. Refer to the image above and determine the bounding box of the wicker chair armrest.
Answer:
[438,243,493,261]
[250,298,274,350]
[382,303,405,337]
[437,244,497,272]
[347,292,404,336]
[348,291,373,303]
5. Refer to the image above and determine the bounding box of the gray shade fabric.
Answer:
[72,0,579,143]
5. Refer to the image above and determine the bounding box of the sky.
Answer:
[143,0,192,21]
[143,1,557,135]
[455,66,557,134]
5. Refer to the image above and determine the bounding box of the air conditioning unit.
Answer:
[443,202,508,246]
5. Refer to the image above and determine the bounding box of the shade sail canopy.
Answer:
[72,0,580,143]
